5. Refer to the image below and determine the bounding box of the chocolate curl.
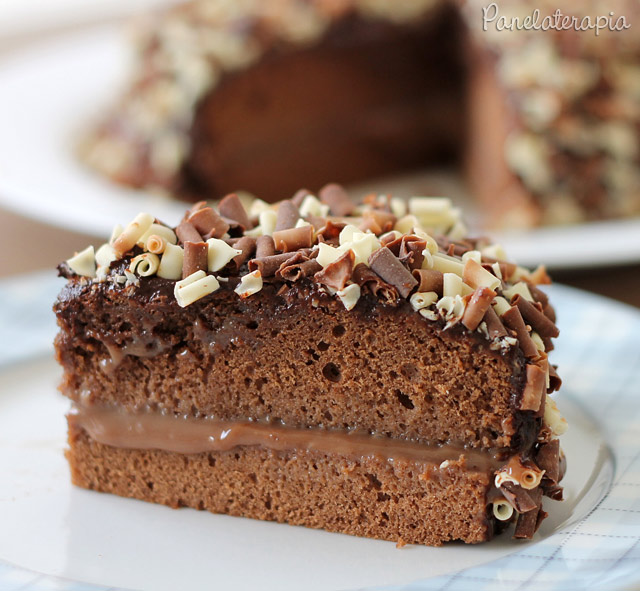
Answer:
[368,247,417,299]
[352,263,399,305]
[187,207,229,240]
[535,439,560,485]
[527,265,552,285]
[514,488,543,539]
[548,364,562,392]
[501,306,539,358]
[543,485,563,501]
[412,269,444,295]
[291,188,311,207]
[520,364,546,412]
[272,225,314,252]
[316,220,347,246]
[218,193,252,231]
[176,221,203,244]
[231,236,256,270]
[359,215,381,235]
[512,294,560,338]
[275,200,299,231]
[398,237,426,270]
[481,255,517,281]
[319,183,355,217]
[278,254,322,282]
[182,241,208,278]
[256,235,276,259]
[461,287,496,331]
[314,250,355,291]
[527,284,549,308]
[249,252,300,277]
[543,304,556,324]
[499,482,538,513]
[361,210,396,235]
[483,306,508,339]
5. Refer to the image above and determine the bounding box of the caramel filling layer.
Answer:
[69,404,506,473]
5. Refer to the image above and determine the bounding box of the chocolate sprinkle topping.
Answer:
[368,247,417,299]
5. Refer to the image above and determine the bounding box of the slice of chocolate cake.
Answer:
[54,187,567,546]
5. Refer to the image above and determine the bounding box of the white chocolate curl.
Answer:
[139,223,177,249]
[493,500,515,521]
[207,238,242,272]
[463,259,501,291]
[174,271,220,307]
[337,283,361,311]
[66,246,96,278]
[95,243,117,269]
[157,243,184,280]
[502,281,534,303]
[146,235,167,254]
[299,194,329,218]
[409,291,438,311]
[112,213,154,257]
[129,253,160,277]
[259,210,277,236]
[544,395,568,436]
[430,253,464,276]
[234,270,263,298]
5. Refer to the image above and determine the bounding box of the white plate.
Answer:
[1,278,640,590]
[1,24,640,271]
[0,358,614,591]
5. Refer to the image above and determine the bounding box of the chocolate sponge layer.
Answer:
[55,278,532,450]
[67,427,496,546]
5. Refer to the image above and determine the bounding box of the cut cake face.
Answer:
[54,187,567,546]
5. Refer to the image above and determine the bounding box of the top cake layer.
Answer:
[55,187,565,453]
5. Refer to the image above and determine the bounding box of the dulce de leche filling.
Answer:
[68,403,507,473]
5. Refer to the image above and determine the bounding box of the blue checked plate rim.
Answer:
[0,271,639,591]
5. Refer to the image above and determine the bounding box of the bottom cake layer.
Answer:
[67,427,500,546]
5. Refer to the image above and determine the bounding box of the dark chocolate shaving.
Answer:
[176,221,203,245]
[513,488,543,539]
[481,254,517,281]
[352,264,400,305]
[500,482,538,513]
[535,439,560,484]
[461,287,496,331]
[483,306,508,339]
[543,485,564,501]
[218,193,251,231]
[319,183,355,217]
[231,236,256,270]
[398,237,426,271]
[187,207,229,240]
[368,247,417,299]
[314,250,355,291]
[255,235,276,259]
[527,284,549,308]
[182,241,208,278]
[316,220,347,246]
[275,200,299,231]
[501,306,539,358]
[548,364,562,392]
[513,294,560,338]
[361,210,396,235]
[412,269,444,295]
[278,256,322,282]
[272,225,314,252]
[248,252,301,277]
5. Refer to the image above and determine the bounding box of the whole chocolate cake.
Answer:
[81,0,640,227]
[54,186,567,545]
